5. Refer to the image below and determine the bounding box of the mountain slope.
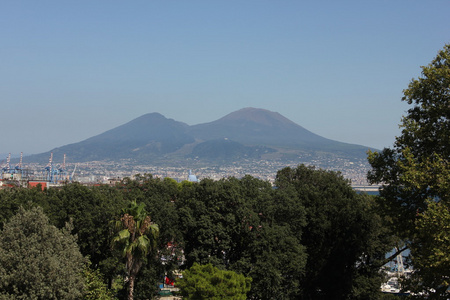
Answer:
[26,108,372,164]
[190,139,276,161]
[189,107,361,150]
[28,113,195,162]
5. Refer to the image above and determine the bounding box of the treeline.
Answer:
[0,165,395,299]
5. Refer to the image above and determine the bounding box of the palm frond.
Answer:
[115,229,131,242]
[137,235,152,255]
[112,200,160,282]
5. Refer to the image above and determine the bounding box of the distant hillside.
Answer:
[27,113,195,163]
[190,108,324,147]
[26,108,372,165]
[190,139,276,162]
[189,108,369,155]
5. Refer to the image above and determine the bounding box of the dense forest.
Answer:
[0,166,394,300]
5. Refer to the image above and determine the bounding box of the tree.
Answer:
[177,175,308,299]
[55,183,127,288]
[0,186,49,230]
[0,206,85,299]
[235,176,307,299]
[406,201,450,297]
[176,263,252,300]
[241,223,306,299]
[275,165,391,299]
[118,174,184,299]
[83,261,116,300]
[112,201,159,300]
[368,44,450,297]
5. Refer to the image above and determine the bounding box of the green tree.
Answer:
[0,206,85,299]
[0,186,49,229]
[112,201,159,300]
[176,263,251,300]
[0,185,126,295]
[177,176,307,299]
[242,223,306,299]
[276,165,391,299]
[118,174,184,299]
[55,183,126,287]
[235,176,307,299]
[83,261,116,300]
[406,201,450,297]
[368,44,450,297]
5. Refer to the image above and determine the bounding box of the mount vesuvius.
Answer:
[27,108,373,164]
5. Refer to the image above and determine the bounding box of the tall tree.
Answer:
[83,261,116,300]
[0,206,85,299]
[112,201,159,300]
[177,176,308,299]
[368,44,450,297]
[276,165,390,299]
[118,174,184,299]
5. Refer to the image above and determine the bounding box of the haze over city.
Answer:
[2,1,449,155]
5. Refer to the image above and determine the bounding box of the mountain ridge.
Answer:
[189,107,349,149]
[25,108,373,164]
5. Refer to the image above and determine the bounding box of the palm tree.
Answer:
[112,201,159,300]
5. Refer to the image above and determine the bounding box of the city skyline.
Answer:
[1,1,450,155]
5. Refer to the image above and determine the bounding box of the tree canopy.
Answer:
[368,44,450,297]
[276,165,391,299]
[0,206,85,299]
[177,175,308,299]
[176,263,251,300]
[0,168,394,299]
[112,201,159,300]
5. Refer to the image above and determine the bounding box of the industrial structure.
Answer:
[1,152,74,189]
[0,153,31,188]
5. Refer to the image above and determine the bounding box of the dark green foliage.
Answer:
[57,184,127,267]
[275,165,390,299]
[176,263,251,300]
[132,255,161,300]
[177,175,308,299]
[0,185,128,298]
[242,223,306,299]
[0,206,85,299]
[0,184,127,269]
[178,177,251,266]
[129,175,182,249]
[0,186,49,229]
[83,261,115,300]
[112,200,159,300]
[0,166,392,300]
[118,174,185,297]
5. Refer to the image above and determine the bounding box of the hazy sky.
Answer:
[1,1,449,156]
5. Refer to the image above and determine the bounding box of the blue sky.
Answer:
[1,1,449,156]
